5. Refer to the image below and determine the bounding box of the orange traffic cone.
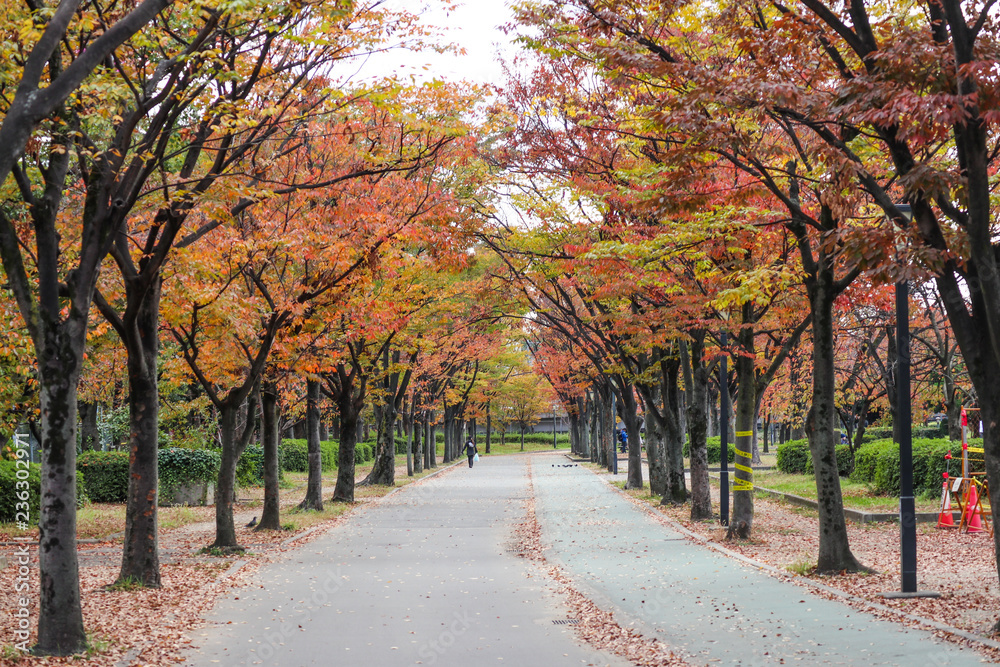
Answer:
[965,483,985,533]
[938,478,956,528]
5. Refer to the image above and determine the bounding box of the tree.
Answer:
[0,0,205,653]
[508,0,879,572]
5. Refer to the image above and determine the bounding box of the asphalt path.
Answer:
[182,455,629,666]
[183,451,995,666]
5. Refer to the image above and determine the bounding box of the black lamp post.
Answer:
[882,203,939,600]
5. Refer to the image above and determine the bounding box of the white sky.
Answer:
[354,1,517,87]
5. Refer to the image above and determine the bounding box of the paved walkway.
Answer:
[182,455,630,666]
[532,455,991,666]
[182,451,995,666]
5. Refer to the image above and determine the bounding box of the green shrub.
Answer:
[913,424,948,439]
[235,445,284,488]
[280,439,339,472]
[851,439,895,489]
[710,436,735,464]
[683,435,734,464]
[77,451,130,503]
[834,444,854,477]
[850,438,973,497]
[0,460,41,523]
[776,439,811,474]
[159,448,220,488]
[873,443,901,495]
[281,439,309,472]
[158,425,215,450]
[439,432,572,447]
[356,441,373,463]
[860,424,952,444]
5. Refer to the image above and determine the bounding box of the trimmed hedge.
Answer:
[776,439,810,474]
[78,450,130,503]
[79,448,227,502]
[850,438,979,497]
[277,438,394,473]
[775,440,854,477]
[0,462,87,523]
[860,423,950,444]
[834,444,855,477]
[441,432,572,447]
[236,445,286,488]
[159,448,220,488]
[0,461,41,523]
[683,436,736,464]
[280,439,339,472]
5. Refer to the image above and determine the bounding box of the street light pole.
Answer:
[881,203,938,600]
[896,274,917,592]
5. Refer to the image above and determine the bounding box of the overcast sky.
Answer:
[352,1,517,87]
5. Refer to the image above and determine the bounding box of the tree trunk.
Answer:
[587,390,604,465]
[728,303,756,540]
[414,412,425,474]
[258,382,283,529]
[687,332,713,521]
[886,328,901,444]
[615,377,644,490]
[786,353,803,440]
[35,325,87,655]
[442,404,455,462]
[332,390,361,503]
[808,267,867,573]
[426,413,436,469]
[365,349,412,487]
[644,400,666,496]
[602,385,615,470]
[78,402,99,451]
[661,352,687,503]
[485,405,492,454]
[212,398,256,550]
[299,379,324,510]
[405,400,414,477]
[366,399,398,486]
[946,378,962,441]
[117,282,162,586]
[708,383,720,437]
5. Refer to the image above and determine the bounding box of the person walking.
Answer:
[463,437,478,468]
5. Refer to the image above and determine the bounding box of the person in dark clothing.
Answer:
[463,438,478,468]
[618,428,628,454]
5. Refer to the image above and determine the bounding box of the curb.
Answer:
[577,456,1000,654]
